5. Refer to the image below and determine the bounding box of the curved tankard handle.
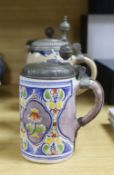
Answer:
[73,55,97,96]
[71,43,97,87]
[76,78,104,127]
[73,55,97,81]
[60,43,97,95]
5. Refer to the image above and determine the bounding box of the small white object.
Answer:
[108,108,114,130]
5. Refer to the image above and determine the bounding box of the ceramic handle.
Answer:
[71,43,97,81]
[75,56,97,81]
[71,43,97,95]
[77,79,104,127]
[73,56,97,96]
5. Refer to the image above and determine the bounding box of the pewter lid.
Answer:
[21,44,87,80]
[30,39,68,52]
[21,61,75,80]
[29,16,70,52]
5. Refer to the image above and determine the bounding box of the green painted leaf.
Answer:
[57,143,64,153]
[44,90,51,100]
[23,141,28,150]
[31,132,38,138]
[26,123,35,134]
[58,89,64,100]
[42,144,50,154]
[22,88,27,98]
[36,124,46,133]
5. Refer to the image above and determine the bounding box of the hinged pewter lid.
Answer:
[28,16,70,52]
[21,44,87,80]
[21,44,76,79]
[21,61,75,80]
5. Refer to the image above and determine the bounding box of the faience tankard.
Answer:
[19,47,104,163]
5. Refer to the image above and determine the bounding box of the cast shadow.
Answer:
[0,85,18,99]
[0,88,19,111]
[101,124,114,141]
[0,120,23,161]
[0,88,13,98]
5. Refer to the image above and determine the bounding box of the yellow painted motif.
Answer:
[49,101,55,109]
[45,137,53,144]
[56,101,63,110]
[55,137,62,144]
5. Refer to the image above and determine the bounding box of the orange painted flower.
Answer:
[51,89,58,96]
[29,108,41,122]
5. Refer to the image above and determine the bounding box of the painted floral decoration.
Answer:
[25,108,46,140]
[42,88,66,155]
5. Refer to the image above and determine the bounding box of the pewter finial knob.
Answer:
[45,27,54,39]
[60,16,71,41]
[59,44,73,60]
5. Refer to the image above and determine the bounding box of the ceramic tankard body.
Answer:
[19,59,104,163]
[20,77,79,163]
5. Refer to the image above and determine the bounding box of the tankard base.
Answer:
[21,152,73,164]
